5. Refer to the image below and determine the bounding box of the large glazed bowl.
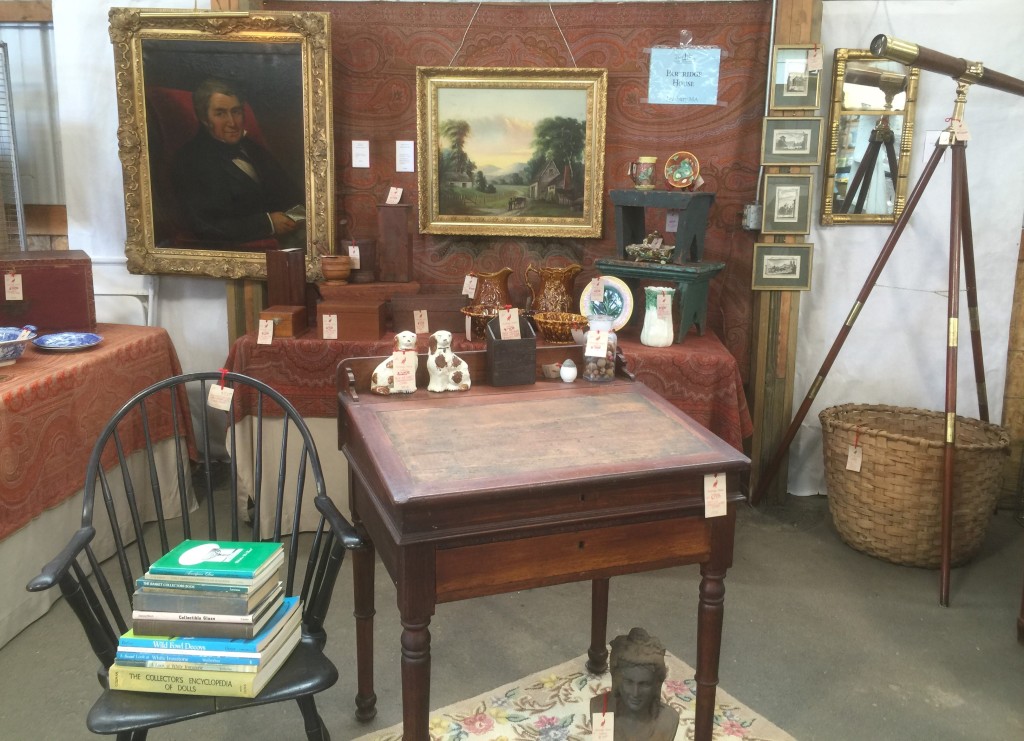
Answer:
[533,312,588,345]
[0,325,37,366]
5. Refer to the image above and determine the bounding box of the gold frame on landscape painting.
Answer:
[416,66,607,238]
[108,8,333,279]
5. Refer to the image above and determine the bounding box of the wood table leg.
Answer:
[694,563,727,741]
[400,613,432,740]
[353,540,377,722]
[587,577,610,674]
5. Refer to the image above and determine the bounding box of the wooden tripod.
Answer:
[752,80,991,607]
[838,117,899,215]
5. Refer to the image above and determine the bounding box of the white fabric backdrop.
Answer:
[789,0,1024,495]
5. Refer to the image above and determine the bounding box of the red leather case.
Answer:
[0,250,97,332]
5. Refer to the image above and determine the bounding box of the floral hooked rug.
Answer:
[352,652,795,741]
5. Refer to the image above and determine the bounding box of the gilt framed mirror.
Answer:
[820,49,919,225]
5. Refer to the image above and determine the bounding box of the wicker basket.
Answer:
[819,404,1009,568]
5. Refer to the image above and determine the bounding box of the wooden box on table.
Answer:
[260,305,308,338]
[317,300,386,340]
[0,249,96,332]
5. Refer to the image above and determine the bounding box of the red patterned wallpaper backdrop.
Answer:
[268,2,770,380]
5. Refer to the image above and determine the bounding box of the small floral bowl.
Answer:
[0,325,37,366]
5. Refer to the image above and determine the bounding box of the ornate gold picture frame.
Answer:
[109,8,333,279]
[416,67,607,238]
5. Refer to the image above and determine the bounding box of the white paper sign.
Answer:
[951,119,971,141]
[499,307,521,340]
[352,140,370,168]
[413,310,429,335]
[693,174,705,189]
[347,243,361,269]
[386,186,404,205]
[396,140,415,172]
[207,384,235,411]
[322,313,338,340]
[257,319,274,345]
[462,274,479,297]
[664,210,680,233]
[4,273,23,301]
[589,278,604,304]
[593,713,614,741]
[704,472,727,517]
[807,47,824,72]
[393,351,417,392]
[657,291,671,319]
[846,444,863,472]
[585,329,609,358]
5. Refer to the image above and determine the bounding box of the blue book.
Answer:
[118,596,299,653]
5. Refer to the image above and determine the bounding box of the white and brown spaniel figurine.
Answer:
[370,330,419,395]
[426,330,471,392]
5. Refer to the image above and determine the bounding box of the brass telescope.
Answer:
[871,34,1024,97]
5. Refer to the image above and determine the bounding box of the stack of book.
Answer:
[108,540,301,698]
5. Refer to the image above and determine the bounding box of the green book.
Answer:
[148,540,283,580]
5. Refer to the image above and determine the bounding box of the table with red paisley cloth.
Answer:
[223,328,751,451]
[0,324,190,540]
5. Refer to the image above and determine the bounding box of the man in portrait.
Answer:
[173,78,304,245]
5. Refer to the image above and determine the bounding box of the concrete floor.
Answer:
[1,496,1022,740]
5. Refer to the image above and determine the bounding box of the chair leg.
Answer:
[297,694,330,741]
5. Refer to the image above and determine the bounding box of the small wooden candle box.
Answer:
[485,315,536,387]
[316,300,386,340]
[259,305,308,338]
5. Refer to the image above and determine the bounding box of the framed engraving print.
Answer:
[762,173,813,235]
[416,66,607,238]
[760,116,824,166]
[769,45,821,111]
[108,8,334,279]
[752,243,813,291]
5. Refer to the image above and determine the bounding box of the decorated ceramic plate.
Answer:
[579,276,633,332]
[664,150,700,189]
[32,332,104,351]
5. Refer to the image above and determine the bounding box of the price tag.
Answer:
[17,326,33,341]
[322,313,338,340]
[465,314,473,342]
[951,119,971,141]
[462,274,478,297]
[585,328,609,358]
[693,174,705,189]
[664,210,680,233]
[413,310,429,335]
[846,444,863,472]
[207,383,235,411]
[704,472,727,518]
[386,186,403,205]
[807,46,824,72]
[392,350,417,392]
[256,319,274,345]
[657,291,671,319]
[499,307,521,340]
[4,273,23,301]
[347,243,361,269]
[593,713,614,741]
[589,278,604,304]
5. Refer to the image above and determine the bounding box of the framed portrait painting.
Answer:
[752,243,813,291]
[760,117,824,166]
[769,45,821,111]
[762,173,813,235]
[108,8,334,279]
[416,67,607,238]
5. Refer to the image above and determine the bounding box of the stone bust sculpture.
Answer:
[590,627,680,740]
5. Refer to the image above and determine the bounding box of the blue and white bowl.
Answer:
[0,325,37,366]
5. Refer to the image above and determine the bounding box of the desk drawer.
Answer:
[435,517,711,603]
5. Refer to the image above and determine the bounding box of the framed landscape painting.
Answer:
[760,117,823,166]
[762,173,813,235]
[416,67,607,238]
[109,8,334,279]
[752,243,813,291]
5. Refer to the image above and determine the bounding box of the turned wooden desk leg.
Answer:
[587,577,610,673]
[353,541,378,722]
[400,613,432,740]
[694,563,727,741]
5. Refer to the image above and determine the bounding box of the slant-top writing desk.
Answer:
[337,350,749,740]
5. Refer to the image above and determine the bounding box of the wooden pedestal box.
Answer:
[0,249,96,332]
[317,301,386,341]
[485,316,536,387]
[391,293,468,335]
[259,306,308,338]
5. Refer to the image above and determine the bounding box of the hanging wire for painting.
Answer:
[449,3,577,68]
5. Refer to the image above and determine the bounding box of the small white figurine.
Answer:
[371,331,419,395]
[426,330,471,392]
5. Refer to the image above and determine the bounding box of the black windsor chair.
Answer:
[26,371,361,740]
